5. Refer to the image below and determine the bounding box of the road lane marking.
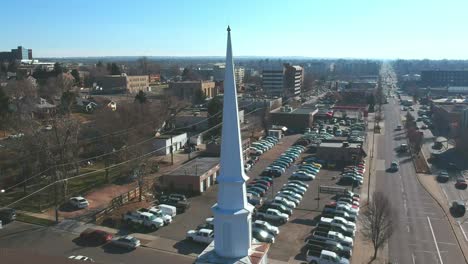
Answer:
[427,216,444,264]
[457,221,468,242]
[412,252,416,264]
[407,225,410,232]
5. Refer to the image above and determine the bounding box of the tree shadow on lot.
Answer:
[173,240,205,255]
[290,214,321,227]
[293,245,308,263]
[59,203,81,212]
[102,243,135,254]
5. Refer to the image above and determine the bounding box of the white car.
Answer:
[148,207,173,225]
[186,228,214,244]
[110,235,141,249]
[274,196,297,208]
[252,220,279,236]
[69,196,89,209]
[278,190,303,200]
[68,255,94,262]
[276,193,301,205]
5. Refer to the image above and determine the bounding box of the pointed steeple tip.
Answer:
[227,25,231,32]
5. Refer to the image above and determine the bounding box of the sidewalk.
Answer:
[351,113,389,264]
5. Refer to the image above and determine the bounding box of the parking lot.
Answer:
[93,132,363,262]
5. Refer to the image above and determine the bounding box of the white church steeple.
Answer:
[211,26,254,259]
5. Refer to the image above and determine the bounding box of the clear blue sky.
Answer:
[3,0,468,59]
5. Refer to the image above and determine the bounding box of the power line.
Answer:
[3,102,255,191]
[2,105,266,209]
[2,110,225,192]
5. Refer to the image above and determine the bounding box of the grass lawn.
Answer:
[16,213,56,226]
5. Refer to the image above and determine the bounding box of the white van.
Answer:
[159,204,177,217]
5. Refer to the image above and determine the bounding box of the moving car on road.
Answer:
[79,229,113,244]
[110,236,140,249]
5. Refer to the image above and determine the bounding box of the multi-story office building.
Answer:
[262,66,284,97]
[421,70,468,87]
[94,74,149,94]
[284,64,303,97]
[262,64,303,98]
[234,67,245,88]
[0,46,32,62]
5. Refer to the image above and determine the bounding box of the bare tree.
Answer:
[361,191,395,260]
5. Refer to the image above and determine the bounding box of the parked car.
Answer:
[312,230,353,247]
[306,249,349,264]
[110,236,140,249]
[306,238,352,259]
[256,208,289,224]
[288,180,309,188]
[157,204,177,217]
[123,211,164,229]
[455,176,468,189]
[252,219,280,236]
[252,228,275,243]
[437,170,449,183]
[451,201,466,216]
[69,196,89,209]
[186,228,214,244]
[79,229,113,244]
[262,202,293,216]
[0,208,16,224]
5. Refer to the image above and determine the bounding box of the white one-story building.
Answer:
[153,133,188,156]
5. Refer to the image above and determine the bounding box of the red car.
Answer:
[80,229,113,244]
[455,177,468,189]
[250,180,271,187]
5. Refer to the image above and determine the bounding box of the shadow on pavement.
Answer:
[173,240,205,255]
[102,243,135,254]
[72,237,106,248]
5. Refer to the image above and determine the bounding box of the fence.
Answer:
[93,180,154,223]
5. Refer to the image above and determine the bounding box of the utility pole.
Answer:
[54,181,59,223]
[170,135,174,165]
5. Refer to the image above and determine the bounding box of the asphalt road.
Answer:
[375,68,465,264]
[0,221,195,264]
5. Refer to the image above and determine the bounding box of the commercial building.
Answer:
[169,81,217,102]
[316,141,366,167]
[284,64,303,98]
[205,138,251,161]
[152,133,188,156]
[211,63,245,90]
[432,102,468,138]
[262,64,303,98]
[262,66,284,97]
[270,105,318,132]
[127,75,150,93]
[421,70,468,87]
[94,74,149,94]
[160,157,220,193]
[234,67,245,88]
[0,46,32,62]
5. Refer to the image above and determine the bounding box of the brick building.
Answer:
[160,157,220,194]
[169,81,217,102]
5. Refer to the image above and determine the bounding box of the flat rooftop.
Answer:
[167,157,220,177]
[319,142,362,148]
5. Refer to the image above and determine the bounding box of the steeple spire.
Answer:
[212,26,253,259]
